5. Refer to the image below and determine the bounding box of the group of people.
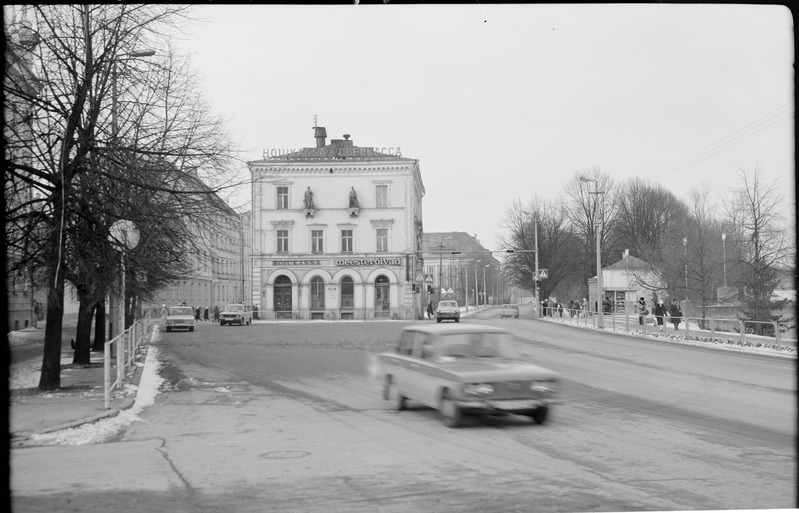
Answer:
[638,296,683,331]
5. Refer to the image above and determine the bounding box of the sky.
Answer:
[175,4,794,250]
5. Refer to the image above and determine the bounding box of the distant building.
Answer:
[588,253,667,314]
[421,232,501,307]
[248,126,424,320]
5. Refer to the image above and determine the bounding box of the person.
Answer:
[581,298,588,316]
[195,306,201,321]
[349,187,359,208]
[32,302,40,328]
[203,307,209,322]
[427,300,434,319]
[637,297,647,326]
[653,300,667,332]
[542,298,549,317]
[213,304,219,322]
[160,304,168,324]
[669,299,683,331]
[602,296,612,314]
[304,186,314,209]
[558,303,564,317]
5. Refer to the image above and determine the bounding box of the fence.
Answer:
[533,306,796,350]
[104,316,152,409]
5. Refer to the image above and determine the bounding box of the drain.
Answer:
[261,450,310,459]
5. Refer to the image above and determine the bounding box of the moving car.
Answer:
[219,303,252,326]
[436,300,460,323]
[377,324,560,427]
[500,304,519,319]
[165,305,195,332]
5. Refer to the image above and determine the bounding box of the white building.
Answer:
[248,126,425,320]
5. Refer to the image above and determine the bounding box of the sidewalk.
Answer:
[8,319,152,444]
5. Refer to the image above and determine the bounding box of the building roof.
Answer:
[605,254,655,271]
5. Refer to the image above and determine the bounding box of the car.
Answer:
[219,303,252,326]
[435,300,461,323]
[377,324,560,428]
[165,305,196,332]
[500,304,519,319]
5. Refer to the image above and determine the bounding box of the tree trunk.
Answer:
[92,301,106,352]
[72,298,95,364]
[39,269,65,391]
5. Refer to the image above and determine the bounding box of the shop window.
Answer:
[341,276,354,308]
[311,276,325,310]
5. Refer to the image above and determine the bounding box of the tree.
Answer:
[725,167,793,332]
[4,5,237,388]
[684,185,725,319]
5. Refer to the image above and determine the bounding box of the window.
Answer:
[311,277,325,310]
[276,186,289,209]
[341,276,354,307]
[341,229,353,253]
[376,228,388,252]
[276,229,289,253]
[375,184,388,208]
[311,230,324,254]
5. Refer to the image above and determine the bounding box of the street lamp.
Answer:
[683,237,689,301]
[109,220,140,337]
[721,232,727,288]
[111,49,156,138]
[475,260,481,307]
[580,176,604,327]
[482,264,489,307]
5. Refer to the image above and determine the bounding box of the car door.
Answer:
[382,330,417,398]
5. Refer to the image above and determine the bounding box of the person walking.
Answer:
[195,306,201,322]
[203,307,209,322]
[160,304,168,324]
[637,297,648,326]
[426,300,434,320]
[669,299,683,331]
[653,300,667,332]
[213,304,219,322]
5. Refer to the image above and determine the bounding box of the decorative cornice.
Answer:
[370,218,395,230]
[271,220,295,229]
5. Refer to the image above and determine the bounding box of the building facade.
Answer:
[249,127,424,320]
[587,253,667,314]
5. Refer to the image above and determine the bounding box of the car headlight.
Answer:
[464,383,495,395]
[531,380,557,393]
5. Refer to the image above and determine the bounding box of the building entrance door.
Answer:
[374,275,390,318]
[274,275,292,319]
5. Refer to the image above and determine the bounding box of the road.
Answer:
[10,308,796,512]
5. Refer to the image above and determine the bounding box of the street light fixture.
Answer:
[475,260,481,307]
[109,220,140,338]
[721,232,727,288]
[580,176,604,327]
[483,264,489,307]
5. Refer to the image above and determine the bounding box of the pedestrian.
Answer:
[653,300,667,332]
[558,303,564,317]
[32,301,40,328]
[581,298,587,317]
[669,299,683,331]
[160,304,168,324]
[637,297,648,326]
[213,304,219,322]
[602,296,612,314]
[195,307,201,321]
[203,307,209,322]
[542,298,549,317]
[427,300,434,319]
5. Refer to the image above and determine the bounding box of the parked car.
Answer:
[219,304,252,326]
[377,324,561,427]
[436,300,461,323]
[500,304,519,319]
[165,305,195,332]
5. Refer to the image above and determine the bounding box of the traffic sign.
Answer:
[424,274,434,283]
[415,272,424,282]
[538,269,548,279]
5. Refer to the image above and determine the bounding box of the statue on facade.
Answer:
[304,186,314,209]
[348,187,359,208]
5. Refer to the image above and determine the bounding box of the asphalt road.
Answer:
[10,309,797,512]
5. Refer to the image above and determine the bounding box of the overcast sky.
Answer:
[177,4,794,250]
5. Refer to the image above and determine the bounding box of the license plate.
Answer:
[491,400,537,410]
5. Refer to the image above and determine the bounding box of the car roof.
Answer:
[402,323,509,335]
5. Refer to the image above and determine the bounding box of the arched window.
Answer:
[311,276,325,310]
[341,276,354,308]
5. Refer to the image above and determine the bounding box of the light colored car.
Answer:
[500,304,519,319]
[165,306,195,332]
[435,300,460,323]
[377,324,560,427]
[219,303,252,326]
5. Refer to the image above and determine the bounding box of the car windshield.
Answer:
[438,301,458,308]
[437,332,520,359]
[225,305,244,312]
[169,307,193,316]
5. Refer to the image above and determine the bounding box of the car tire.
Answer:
[455,318,460,323]
[436,318,441,323]
[189,326,194,332]
[439,390,463,428]
[529,406,549,425]
[166,327,172,332]
[387,377,405,411]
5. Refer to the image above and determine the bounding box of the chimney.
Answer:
[314,126,327,148]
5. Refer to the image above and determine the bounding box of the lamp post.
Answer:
[580,176,604,327]
[111,49,156,138]
[721,232,727,288]
[683,237,688,300]
[482,264,489,307]
[475,260,481,307]
[109,220,140,336]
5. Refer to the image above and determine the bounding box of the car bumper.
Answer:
[456,397,559,414]
[437,313,460,319]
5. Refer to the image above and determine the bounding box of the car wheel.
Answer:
[189,326,194,332]
[387,377,405,411]
[439,390,463,428]
[529,406,549,425]
[166,327,172,332]
[455,318,460,323]
[436,318,441,323]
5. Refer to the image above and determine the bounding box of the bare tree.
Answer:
[684,185,724,318]
[725,167,793,331]
[4,5,238,389]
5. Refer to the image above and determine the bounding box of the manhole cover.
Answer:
[261,450,311,459]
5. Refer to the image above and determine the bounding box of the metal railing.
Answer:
[533,306,796,350]
[104,316,152,409]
